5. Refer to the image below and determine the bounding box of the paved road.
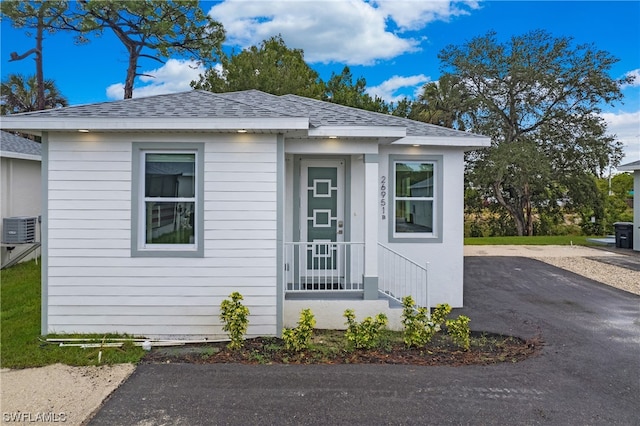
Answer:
[89,257,640,425]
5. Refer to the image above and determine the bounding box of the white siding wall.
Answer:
[378,145,466,307]
[46,132,278,338]
[1,156,42,265]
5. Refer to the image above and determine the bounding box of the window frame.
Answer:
[131,142,204,257]
[388,155,443,243]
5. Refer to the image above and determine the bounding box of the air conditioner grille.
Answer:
[2,217,37,244]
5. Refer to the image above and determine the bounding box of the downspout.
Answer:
[41,132,49,335]
[276,134,285,336]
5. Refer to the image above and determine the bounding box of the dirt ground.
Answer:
[0,363,135,426]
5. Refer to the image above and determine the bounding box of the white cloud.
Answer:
[621,69,640,88]
[367,74,430,103]
[601,110,640,164]
[207,0,477,65]
[372,0,480,31]
[106,59,206,100]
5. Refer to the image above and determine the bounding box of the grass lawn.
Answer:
[464,235,602,246]
[0,259,146,369]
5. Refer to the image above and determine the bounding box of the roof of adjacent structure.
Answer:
[618,160,640,171]
[0,130,41,160]
[0,90,489,146]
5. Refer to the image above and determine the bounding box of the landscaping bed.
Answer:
[143,329,541,366]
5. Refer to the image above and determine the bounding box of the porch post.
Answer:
[363,154,379,300]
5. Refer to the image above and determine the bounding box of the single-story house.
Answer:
[618,160,640,251]
[0,90,489,338]
[0,130,42,267]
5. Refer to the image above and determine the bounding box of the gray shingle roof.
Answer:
[4,89,487,140]
[217,90,482,139]
[618,160,640,171]
[9,90,299,120]
[0,131,41,157]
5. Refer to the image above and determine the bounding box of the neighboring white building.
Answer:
[0,90,489,338]
[618,160,640,252]
[0,131,42,266]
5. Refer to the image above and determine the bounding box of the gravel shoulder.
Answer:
[2,245,638,425]
[0,363,135,426]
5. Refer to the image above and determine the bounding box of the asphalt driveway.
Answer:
[89,257,639,425]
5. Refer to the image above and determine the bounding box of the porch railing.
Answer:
[378,243,429,308]
[284,242,364,292]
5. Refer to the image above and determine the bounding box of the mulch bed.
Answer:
[143,330,542,367]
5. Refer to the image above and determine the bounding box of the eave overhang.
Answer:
[0,116,310,135]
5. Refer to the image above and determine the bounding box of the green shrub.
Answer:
[446,315,471,350]
[282,308,316,352]
[401,296,434,347]
[343,309,388,350]
[401,297,472,349]
[219,292,250,350]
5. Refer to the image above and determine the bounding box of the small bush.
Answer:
[402,297,469,349]
[282,308,316,352]
[343,309,388,350]
[219,292,250,350]
[401,296,434,347]
[446,315,471,350]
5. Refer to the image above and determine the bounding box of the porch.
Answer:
[282,241,429,330]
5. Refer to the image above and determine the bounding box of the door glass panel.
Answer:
[307,167,338,271]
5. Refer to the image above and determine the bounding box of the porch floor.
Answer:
[284,291,402,308]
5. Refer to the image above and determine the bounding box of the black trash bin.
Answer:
[613,222,634,249]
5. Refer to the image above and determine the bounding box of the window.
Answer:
[132,143,204,257]
[389,155,442,242]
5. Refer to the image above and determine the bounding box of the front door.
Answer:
[300,159,345,287]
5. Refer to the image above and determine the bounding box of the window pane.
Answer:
[145,202,195,244]
[395,200,433,233]
[396,162,434,198]
[145,154,195,198]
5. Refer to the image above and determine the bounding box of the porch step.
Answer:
[378,291,403,309]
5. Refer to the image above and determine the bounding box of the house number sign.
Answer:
[380,175,387,220]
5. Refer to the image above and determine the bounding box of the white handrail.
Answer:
[377,242,429,308]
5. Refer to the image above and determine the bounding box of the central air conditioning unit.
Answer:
[2,216,37,244]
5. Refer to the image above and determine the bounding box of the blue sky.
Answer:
[2,0,639,163]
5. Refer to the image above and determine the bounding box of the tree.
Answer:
[592,172,634,233]
[192,35,324,98]
[412,74,475,130]
[324,66,390,113]
[440,30,629,236]
[1,1,73,110]
[1,73,68,114]
[75,0,225,99]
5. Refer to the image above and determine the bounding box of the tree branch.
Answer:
[9,48,40,62]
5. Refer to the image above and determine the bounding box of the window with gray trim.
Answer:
[389,155,442,242]
[132,143,204,257]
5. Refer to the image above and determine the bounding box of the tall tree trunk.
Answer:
[524,182,534,236]
[124,51,137,99]
[493,181,526,236]
[35,7,45,110]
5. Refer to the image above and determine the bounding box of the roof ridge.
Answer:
[214,90,309,118]
[282,93,482,137]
